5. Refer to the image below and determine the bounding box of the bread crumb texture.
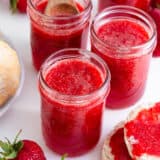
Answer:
[0,40,20,107]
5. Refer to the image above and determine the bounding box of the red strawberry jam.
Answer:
[109,127,132,160]
[92,19,151,108]
[125,102,160,158]
[91,6,157,108]
[97,20,149,48]
[39,49,110,156]
[45,59,103,95]
[27,0,92,70]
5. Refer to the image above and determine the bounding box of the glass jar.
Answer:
[38,48,110,156]
[27,0,92,70]
[91,6,157,109]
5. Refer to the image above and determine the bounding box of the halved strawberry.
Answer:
[0,130,46,160]
[10,0,27,13]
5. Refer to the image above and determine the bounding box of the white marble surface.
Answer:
[0,0,160,159]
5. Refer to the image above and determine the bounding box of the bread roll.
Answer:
[0,40,20,107]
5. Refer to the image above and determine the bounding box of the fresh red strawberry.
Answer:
[111,0,151,11]
[150,8,160,56]
[10,0,27,13]
[127,0,151,11]
[0,130,46,160]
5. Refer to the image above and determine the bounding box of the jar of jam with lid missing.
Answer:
[38,48,111,156]
[27,0,92,70]
[91,6,157,109]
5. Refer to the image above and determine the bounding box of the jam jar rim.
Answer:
[91,5,157,58]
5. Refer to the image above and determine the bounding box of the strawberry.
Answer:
[10,0,27,13]
[111,0,151,11]
[0,130,46,160]
[150,8,160,56]
[127,0,151,11]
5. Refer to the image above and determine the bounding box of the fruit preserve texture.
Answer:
[92,20,151,108]
[30,0,89,70]
[125,102,160,157]
[39,59,106,156]
[110,127,132,160]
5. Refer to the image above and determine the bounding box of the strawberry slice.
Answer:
[150,8,160,57]
[10,0,27,13]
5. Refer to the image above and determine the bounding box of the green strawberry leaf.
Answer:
[5,150,17,159]
[5,138,11,145]
[0,141,10,153]
[13,130,22,145]
[13,141,23,152]
[0,152,5,156]
[0,130,23,160]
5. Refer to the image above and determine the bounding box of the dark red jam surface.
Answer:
[45,59,103,95]
[109,127,132,160]
[98,20,149,49]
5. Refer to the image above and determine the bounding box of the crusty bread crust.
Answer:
[0,41,20,107]
[102,122,125,160]
[124,103,160,160]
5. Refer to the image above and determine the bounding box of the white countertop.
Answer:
[0,1,160,159]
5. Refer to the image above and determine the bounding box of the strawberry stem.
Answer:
[10,0,18,13]
[13,129,22,144]
[0,130,23,159]
[61,153,68,160]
